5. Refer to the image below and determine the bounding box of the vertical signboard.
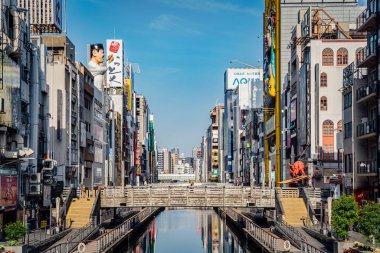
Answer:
[53,0,63,32]
[0,176,18,208]
[298,64,307,148]
[80,122,86,147]
[43,185,51,207]
[106,40,123,88]
[123,78,132,111]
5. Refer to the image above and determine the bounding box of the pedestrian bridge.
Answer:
[100,185,275,208]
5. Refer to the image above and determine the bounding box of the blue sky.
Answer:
[67,0,263,155]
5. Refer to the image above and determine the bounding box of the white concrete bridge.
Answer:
[100,184,275,208]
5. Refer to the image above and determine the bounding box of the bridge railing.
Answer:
[44,221,98,253]
[96,207,158,253]
[245,219,282,252]
[276,187,300,198]
[100,185,275,208]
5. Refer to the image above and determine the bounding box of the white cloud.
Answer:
[149,14,203,35]
[159,0,259,16]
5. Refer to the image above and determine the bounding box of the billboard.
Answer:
[124,78,132,111]
[298,64,308,148]
[80,122,86,147]
[224,68,263,92]
[53,0,63,32]
[106,40,124,88]
[94,143,103,163]
[94,120,103,141]
[0,176,18,208]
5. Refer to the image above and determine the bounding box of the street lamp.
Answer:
[229,59,257,68]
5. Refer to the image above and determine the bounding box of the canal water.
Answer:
[119,209,257,253]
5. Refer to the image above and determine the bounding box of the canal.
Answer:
[117,208,259,253]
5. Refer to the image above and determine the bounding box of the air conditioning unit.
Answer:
[361,117,368,123]
[29,173,41,184]
[29,184,41,195]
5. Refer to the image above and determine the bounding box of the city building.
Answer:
[40,35,79,187]
[76,62,95,189]
[206,104,224,182]
[18,0,63,34]
[192,147,201,181]
[135,95,151,184]
[223,68,262,183]
[341,0,379,201]
[283,7,365,196]
[157,148,171,174]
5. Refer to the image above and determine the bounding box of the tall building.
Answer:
[157,148,172,174]
[192,147,201,181]
[283,7,365,195]
[279,0,360,86]
[223,68,262,183]
[135,95,151,184]
[18,0,63,34]
[77,62,95,189]
[241,79,264,186]
[0,1,49,234]
[40,35,79,186]
[341,0,379,201]
[207,104,224,182]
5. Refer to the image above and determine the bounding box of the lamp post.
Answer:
[229,59,257,68]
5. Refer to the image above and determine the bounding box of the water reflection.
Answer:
[122,209,254,253]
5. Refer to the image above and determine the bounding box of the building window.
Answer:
[344,91,352,109]
[356,47,365,65]
[337,120,342,131]
[320,72,327,87]
[320,96,327,111]
[322,48,334,66]
[337,48,348,65]
[344,122,352,139]
[322,119,334,161]
[344,154,353,173]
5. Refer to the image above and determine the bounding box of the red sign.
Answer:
[0,176,18,208]
[109,41,120,53]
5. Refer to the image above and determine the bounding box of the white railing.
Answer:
[96,207,159,253]
[101,185,275,208]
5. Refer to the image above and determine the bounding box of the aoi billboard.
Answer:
[224,68,263,92]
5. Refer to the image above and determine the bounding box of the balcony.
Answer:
[357,160,377,175]
[84,150,94,162]
[356,80,376,103]
[357,0,378,32]
[357,36,378,68]
[356,120,376,139]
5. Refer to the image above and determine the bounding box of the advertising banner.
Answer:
[224,68,262,92]
[106,40,123,88]
[0,176,18,208]
[94,143,103,163]
[80,122,86,147]
[52,0,63,32]
[94,120,103,141]
[127,79,132,111]
[43,185,51,207]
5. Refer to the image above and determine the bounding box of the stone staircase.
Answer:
[66,197,95,228]
[281,197,308,227]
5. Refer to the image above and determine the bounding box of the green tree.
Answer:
[4,221,26,245]
[359,202,380,242]
[332,195,359,240]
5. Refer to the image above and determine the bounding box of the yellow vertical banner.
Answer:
[125,78,132,111]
